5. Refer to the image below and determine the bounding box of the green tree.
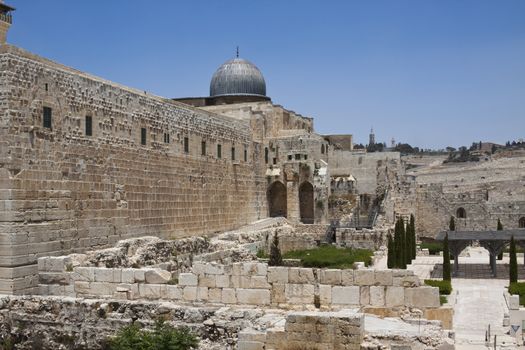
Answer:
[449,216,455,231]
[268,233,283,266]
[397,218,407,269]
[387,233,395,269]
[393,218,402,268]
[443,233,451,281]
[497,219,504,260]
[409,214,417,261]
[510,235,518,284]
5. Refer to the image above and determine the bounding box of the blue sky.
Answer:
[7,0,525,149]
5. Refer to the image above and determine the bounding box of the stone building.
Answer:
[0,6,401,293]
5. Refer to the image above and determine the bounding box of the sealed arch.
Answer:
[520,217,525,228]
[268,181,287,218]
[299,181,314,224]
[456,207,466,219]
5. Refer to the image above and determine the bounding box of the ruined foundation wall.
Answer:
[0,45,267,293]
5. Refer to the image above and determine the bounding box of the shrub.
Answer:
[420,242,443,255]
[440,295,448,305]
[108,320,199,350]
[509,282,525,306]
[283,246,373,269]
[424,279,452,295]
[256,249,268,259]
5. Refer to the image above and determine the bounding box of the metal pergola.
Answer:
[435,229,525,277]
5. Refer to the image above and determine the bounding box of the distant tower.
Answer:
[369,128,375,146]
[391,138,396,148]
[0,0,14,45]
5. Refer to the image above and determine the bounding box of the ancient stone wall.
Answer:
[238,310,364,350]
[396,157,525,237]
[328,151,401,195]
[0,45,267,293]
[37,258,441,312]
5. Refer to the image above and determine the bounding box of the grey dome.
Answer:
[210,58,266,97]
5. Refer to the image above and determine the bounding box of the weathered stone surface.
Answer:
[320,269,341,285]
[354,269,375,285]
[285,283,315,304]
[341,269,355,285]
[385,286,405,307]
[288,268,315,284]
[222,288,237,304]
[267,267,288,283]
[332,286,360,305]
[319,284,332,305]
[369,286,385,306]
[374,270,393,286]
[145,269,171,284]
[360,286,370,305]
[179,273,198,286]
[405,286,440,308]
[236,289,271,305]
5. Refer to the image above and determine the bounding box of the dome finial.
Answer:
[236,46,239,58]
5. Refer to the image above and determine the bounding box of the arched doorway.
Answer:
[299,181,314,224]
[268,181,287,218]
[520,217,525,228]
[456,207,467,219]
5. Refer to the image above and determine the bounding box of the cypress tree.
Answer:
[399,218,406,269]
[497,219,504,260]
[443,232,451,281]
[268,233,283,266]
[394,218,403,268]
[405,218,412,265]
[449,216,455,231]
[510,235,518,284]
[410,214,417,261]
[387,233,394,269]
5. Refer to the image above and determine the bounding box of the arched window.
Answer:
[520,217,525,228]
[456,207,466,219]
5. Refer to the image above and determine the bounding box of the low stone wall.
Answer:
[38,258,440,312]
[336,228,390,250]
[238,310,364,350]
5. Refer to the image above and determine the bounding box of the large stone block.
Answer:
[405,286,440,308]
[216,275,230,288]
[222,288,237,304]
[354,269,375,286]
[179,273,198,286]
[332,286,360,305]
[320,269,341,285]
[319,284,332,305]
[285,283,315,304]
[288,268,315,284]
[374,270,393,286]
[271,283,286,304]
[385,286,405,307]
[71,267,94,282]
[341,270,354,285]
[369,286,385,306]
[268,267,288,283]
[236,289,271,305]
[165,285,182,300]
[139,284,162,299]
[145,269,171,284]
[183,286,197,301]
[360,286,370,305]
[208,288,222,302]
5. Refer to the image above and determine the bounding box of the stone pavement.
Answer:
[452,279,520,349]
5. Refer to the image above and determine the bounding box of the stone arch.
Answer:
[267,181,287,218]
[299,181,314,224]
[456,207,466,219]
[520,217,525,228]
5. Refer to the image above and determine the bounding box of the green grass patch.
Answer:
[282,245,373,269]
[424,279,452,295]
[509,282,525,306]
[256,249,269,259]
[440,295,448,305]
[420,242,443,255]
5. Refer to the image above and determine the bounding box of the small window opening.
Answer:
[43,107,52,129]
[85,116,92,136]
[184,137,189,153]
[141,128,147,145]
[201,141,206,156]
[217,144,222,158]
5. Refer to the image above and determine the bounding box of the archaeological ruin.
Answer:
[1,2,525,349]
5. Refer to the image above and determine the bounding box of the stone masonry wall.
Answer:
[37,259,441,312]
[0,45,267,293]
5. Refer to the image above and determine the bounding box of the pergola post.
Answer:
[448,240,470,277]
[480,240,506,278]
